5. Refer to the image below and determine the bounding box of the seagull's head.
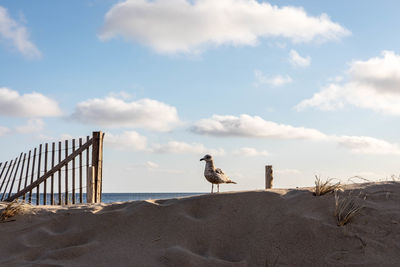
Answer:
[200,154,213,162]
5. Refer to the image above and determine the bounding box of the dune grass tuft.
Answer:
[334,191,363,226]
[0,200,24,222]
[314,175,341,196]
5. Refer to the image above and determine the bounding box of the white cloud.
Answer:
[233,147,269,157]
[0,126,10,136]
[335,135,400,155]
[15,119,44,134]
[297,51,400,115]
[0,6,41,58]
[192,114,400,155]
[289,49,311,67]
[105,131,147,151]
[0,87,62,117]
[191,114,327,140]
[254,70,292,87]
[99,0,350,54]
[151,141,225,156]
[72,96,180,131]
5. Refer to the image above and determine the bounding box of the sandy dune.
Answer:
[0,182,399,266]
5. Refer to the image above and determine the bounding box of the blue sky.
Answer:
[1,0,400,192]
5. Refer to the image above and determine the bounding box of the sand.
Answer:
[0,182,399,266]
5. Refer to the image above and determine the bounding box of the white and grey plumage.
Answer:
[200,154,236,193]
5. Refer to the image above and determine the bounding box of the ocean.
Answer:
[101,192,205,203]
[2,193,205,205]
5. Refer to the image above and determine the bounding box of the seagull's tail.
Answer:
[226,179,237,184]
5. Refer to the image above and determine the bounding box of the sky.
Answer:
[1,0,400,192]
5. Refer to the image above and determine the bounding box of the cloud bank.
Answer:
[192,114,400,155]
[297,51,400,115]
[0,6,41,58]
[0,88,61,117]
[191,114,327,140]
[72,96,180,132]
[100,0,350,54]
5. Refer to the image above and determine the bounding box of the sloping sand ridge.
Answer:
[0,182,399,266]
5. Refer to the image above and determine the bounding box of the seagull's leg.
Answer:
[217,184,220,193]
[211,184,213,193]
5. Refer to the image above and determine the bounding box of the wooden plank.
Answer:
[58,141,62,205]
[7,153,23,199]
[1,158,17,201]
[43,143,48,205]
[0,161,8,188]
[5,138,93,202]
[72,139,76,204]
[17,153,27,195]
[86,135,89,203]
[91,131,104,203]
[29,148,37,203]
[65,140,68,205]
[86,167,94,203]
[23,151,31,201]
[79,138,83,203]
[265,165,273,189]
[51,142,55,205]
[36,144,42,205]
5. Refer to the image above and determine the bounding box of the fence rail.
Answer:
[0,131,104,205]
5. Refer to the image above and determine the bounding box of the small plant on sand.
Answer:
[314,175,341,196]
[334,191,363,226]
[0,200,24,222]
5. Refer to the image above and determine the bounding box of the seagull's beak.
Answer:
[200,158,204,161]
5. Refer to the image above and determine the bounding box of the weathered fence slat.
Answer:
[7,153,23,199]
[29,148,37,203]
[0,161,8,188]
[2,158,17,200]
[72,139,76,204]
[65,140,68,205]
[79,138,83,203]
[23,151,31,201]
[51,142,55,205]
[0,161,12,195]
[86,136,89,202]
[44,143,48,205]
[58,141,62,205]
[17,153,26,194]
[36,144,42,205]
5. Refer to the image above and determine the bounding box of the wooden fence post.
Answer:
[91,131,104,203]
[265,165,273,189]
[87,167,95,203]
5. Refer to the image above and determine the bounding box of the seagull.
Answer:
[200,154,236,193]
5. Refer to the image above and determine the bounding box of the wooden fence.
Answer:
[0,131,104,205]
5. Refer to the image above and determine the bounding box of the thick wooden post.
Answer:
[86,167,95,203]
[265,165,273,189]
[91,131,104,203]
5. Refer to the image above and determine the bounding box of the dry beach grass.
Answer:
[0,182,399,266]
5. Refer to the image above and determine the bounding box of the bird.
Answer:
[200,154,236,193]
